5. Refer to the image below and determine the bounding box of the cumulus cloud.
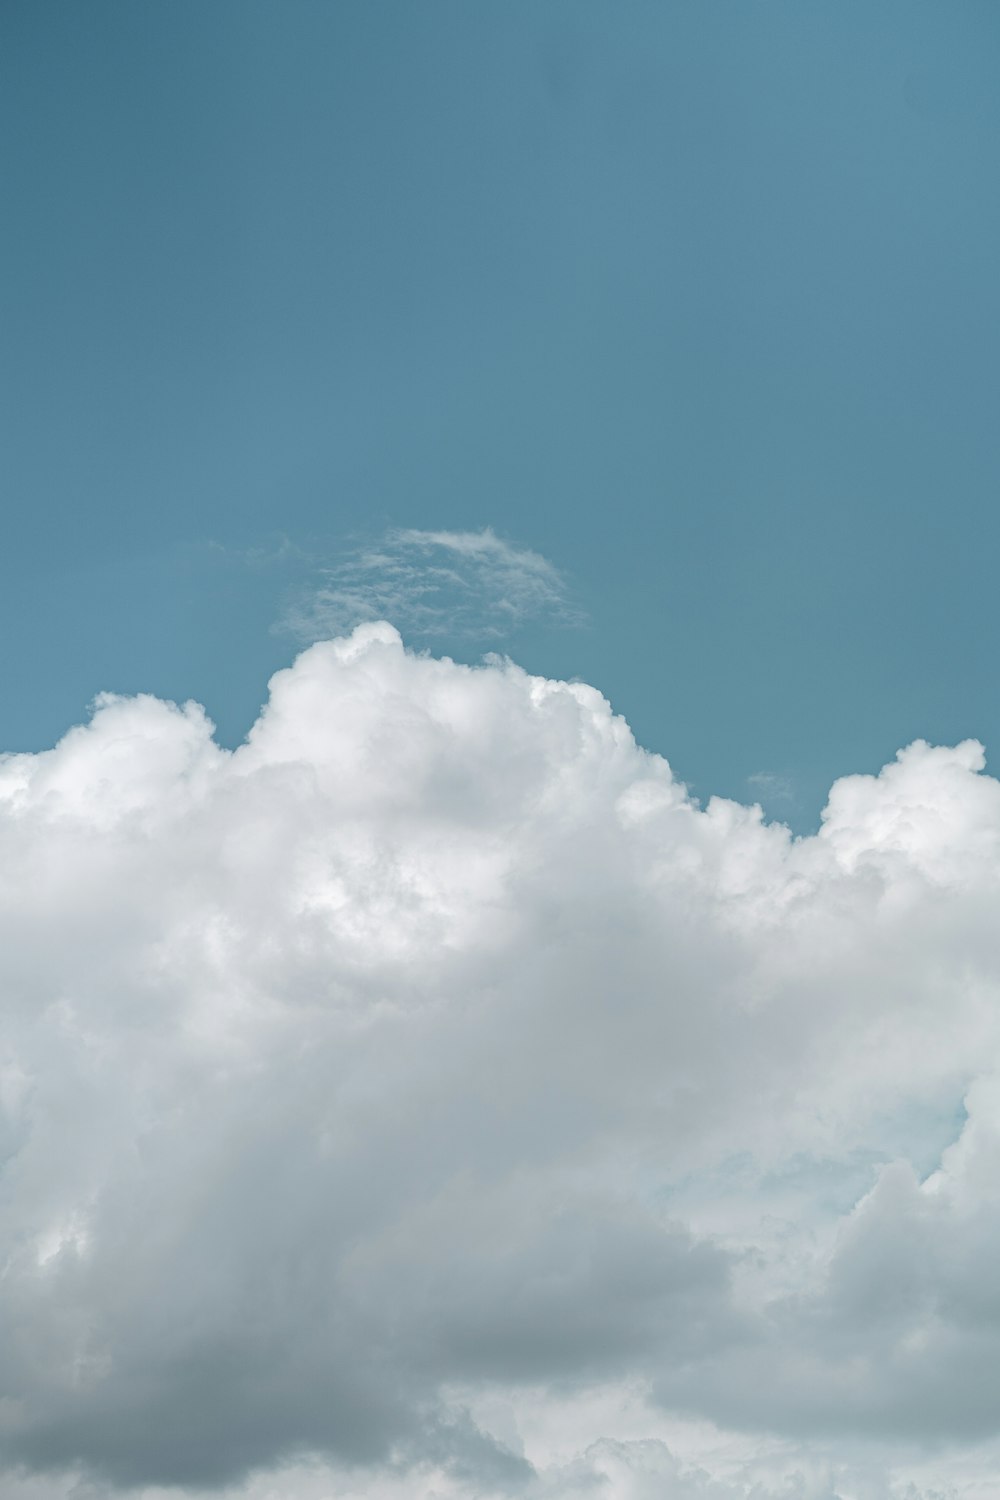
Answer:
[280,527,581,642]
[1,625,1000,1498]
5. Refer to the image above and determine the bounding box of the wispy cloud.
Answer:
[747,770,797,807]
[280,527,583,643]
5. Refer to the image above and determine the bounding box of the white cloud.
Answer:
[280,527,582,642]
[1,625,999,1497]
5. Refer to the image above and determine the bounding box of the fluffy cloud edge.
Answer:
[1,624,999,1498]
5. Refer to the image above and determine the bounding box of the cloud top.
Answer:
[1,626,999,1498]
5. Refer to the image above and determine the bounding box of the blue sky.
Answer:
[8,11,1000,1500]
[4,2,1000,824]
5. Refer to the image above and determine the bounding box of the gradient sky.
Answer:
[4,1,1000,824]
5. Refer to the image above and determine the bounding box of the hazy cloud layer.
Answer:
[281,528,581,642]
[2,625,1000,1498]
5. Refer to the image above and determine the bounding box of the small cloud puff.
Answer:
[1,626,999,1498]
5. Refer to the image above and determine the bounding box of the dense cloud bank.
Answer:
[1,625,999,1498]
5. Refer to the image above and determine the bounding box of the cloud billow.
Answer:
[1,624,999,1498]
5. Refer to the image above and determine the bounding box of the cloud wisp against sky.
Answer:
[2,626,1000,1500]
[281,528,582,645]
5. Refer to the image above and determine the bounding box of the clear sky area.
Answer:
[4,1,999,827]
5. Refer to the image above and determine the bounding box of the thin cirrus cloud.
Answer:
[1,624,1000,1499]
[280,526,584,643]
[746,770,796,806]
